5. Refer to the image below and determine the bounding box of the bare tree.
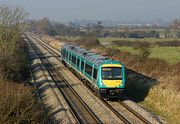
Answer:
[35,17,50,34]
[171,18,180,38]
[0,5,27,79]
[92,21,104,37]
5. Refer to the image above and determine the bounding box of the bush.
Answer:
[0,81,46,123]
[75,33,101,49]
[155,40,180,47]
[111,40,133,47]
[0,39,29,81]
[0,5,27,81]
[133,42,151,61]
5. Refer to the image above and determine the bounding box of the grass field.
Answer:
[98,37,180,64]
[99,37,180,43]
[116,46,180,64]
[64,36,180,43]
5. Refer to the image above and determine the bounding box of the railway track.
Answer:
[31,35,61,60]
[28,33,152,124]
[118,100,151,124]
[84,85,151,124]
[26,34,102,124]
[26,39,79,123]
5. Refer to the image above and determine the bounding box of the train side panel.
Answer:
[61,47,99,90]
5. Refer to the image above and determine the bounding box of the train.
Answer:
[61,43,126,98]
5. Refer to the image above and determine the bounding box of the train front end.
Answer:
[97,61,125,98]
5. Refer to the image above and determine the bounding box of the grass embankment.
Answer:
[142,84,180,123]
[64,36,180,124]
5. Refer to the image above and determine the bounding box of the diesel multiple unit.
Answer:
[61,43,126,98]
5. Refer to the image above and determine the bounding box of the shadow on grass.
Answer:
[124,68,157,103]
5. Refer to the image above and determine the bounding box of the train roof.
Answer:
[63,43,113,66]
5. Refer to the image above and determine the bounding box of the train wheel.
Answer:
[82,79,86,85]
[95,88,100,98]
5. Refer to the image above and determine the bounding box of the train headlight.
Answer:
[110,90,116,96]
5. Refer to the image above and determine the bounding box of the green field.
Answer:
[98,37,180,64]
[99,37,180,43]
[64,36,180,43]
[116,46,180,64]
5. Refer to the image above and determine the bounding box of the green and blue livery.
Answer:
[61,43,126,98]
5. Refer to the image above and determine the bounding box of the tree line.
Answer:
[28,18,161,38]
[28,17,81,36]
[28,17,180,38]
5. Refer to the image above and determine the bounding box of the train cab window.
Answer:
[85,63,92,76]
[77,58,80,67]
[81,61,84,70]
[93,68,97,79]
[102,67,122,80]
[72,55,76,65]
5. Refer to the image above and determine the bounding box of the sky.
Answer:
[0,0,180,22]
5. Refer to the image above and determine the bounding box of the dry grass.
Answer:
[41,36,64,50]
[0,81,46,124]
[143,84,180,124]
[74,35,101,50]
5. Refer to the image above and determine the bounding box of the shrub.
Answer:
[133,42,151,61]
[0,81,46,123]
[0,5,27,81]
[155,40,180,47]
[75,33,101,49]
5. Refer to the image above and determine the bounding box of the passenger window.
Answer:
[77,58,80,67]
[72,55,76,65]
[81,61,84,70]
[93,68,97,79]
[85,63,92,76]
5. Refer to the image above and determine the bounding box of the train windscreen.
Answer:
[102,67,122,80]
